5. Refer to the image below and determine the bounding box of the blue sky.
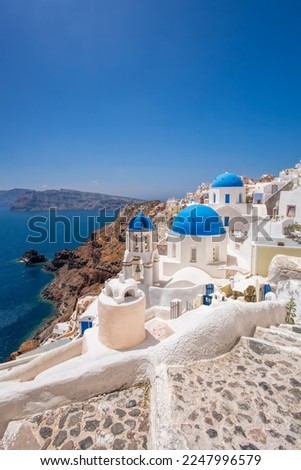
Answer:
[0,0,300,200]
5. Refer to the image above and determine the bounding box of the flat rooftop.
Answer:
[255,237,301,247]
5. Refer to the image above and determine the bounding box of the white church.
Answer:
[122,172,248,288]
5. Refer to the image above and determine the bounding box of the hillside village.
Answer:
[0,161,301,450]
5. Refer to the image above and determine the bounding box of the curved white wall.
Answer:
[155,300,286,365]
[98,292,146,349]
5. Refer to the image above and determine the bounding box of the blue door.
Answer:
[206,283,214,295]
[203,295,212,306]
[263,284,272,298]
[80,321,93,335]
[225,194,230,203]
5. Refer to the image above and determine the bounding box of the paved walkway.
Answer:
[166,326,301,449]
[1,322,301,450]
[1,384,150,450]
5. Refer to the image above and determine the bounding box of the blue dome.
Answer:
[211,172,243,188]
[171,205,225,237]
[128,211,154,231]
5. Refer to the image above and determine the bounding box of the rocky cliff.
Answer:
[11,188,143,211]
[0,188,29,208]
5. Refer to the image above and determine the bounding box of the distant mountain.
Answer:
[0,188,29,208]
[10,188,143,211]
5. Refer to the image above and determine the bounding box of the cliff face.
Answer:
[0,188,29,207]
[11,188,143,211]
[34,201,161,343]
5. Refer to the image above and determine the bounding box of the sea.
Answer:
[0,208,117,363]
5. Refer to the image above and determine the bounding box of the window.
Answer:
[172,243,176,258]
[206,284,214,295]
[191,246,197,263]
[134,235,139,251]
[287,205,296,217]
[239,193,242,203]
[224,216,230,227]
[213,193,216,203]
[144,235,149,251]
[212,246,219,262]
[225,194,230,203]
[271,184,278,194]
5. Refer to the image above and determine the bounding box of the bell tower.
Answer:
[123,212,160,286]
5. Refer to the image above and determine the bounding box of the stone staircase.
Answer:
[2,321,301,450]
[254,325,301,350]
[160,320,301,450]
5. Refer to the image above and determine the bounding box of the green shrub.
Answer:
[285,297,296,324]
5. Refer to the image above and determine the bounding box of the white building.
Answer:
[166,197,181,217]
[162,204,228,278]
[278,186,301,224]
[209,172,246,205]
[208,172,247,229]
[279,160,301,184]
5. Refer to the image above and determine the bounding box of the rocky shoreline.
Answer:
[10,201,162,359]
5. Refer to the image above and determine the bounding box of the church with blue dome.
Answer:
[122,203,228,287]
[208,172,247,230]
[171,204,226,237]
[123,211,160,287]
[128,211,155,232]
[163,204,228,279]
[211,172,244,188]
[209,173,246,205]
[209,172,245,208]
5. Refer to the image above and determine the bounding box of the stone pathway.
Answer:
[166,323,301,450]
[1,383,150,450]
[1,322,301,450]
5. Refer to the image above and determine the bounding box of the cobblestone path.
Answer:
[1,322,301,450]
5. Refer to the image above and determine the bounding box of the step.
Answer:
[279,324,301,334]
[165,336,301,450]
[270,324,301,337]
[241,335,301,358]
[254,327,301,350]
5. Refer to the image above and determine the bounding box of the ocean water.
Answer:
[0,208,116,363]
